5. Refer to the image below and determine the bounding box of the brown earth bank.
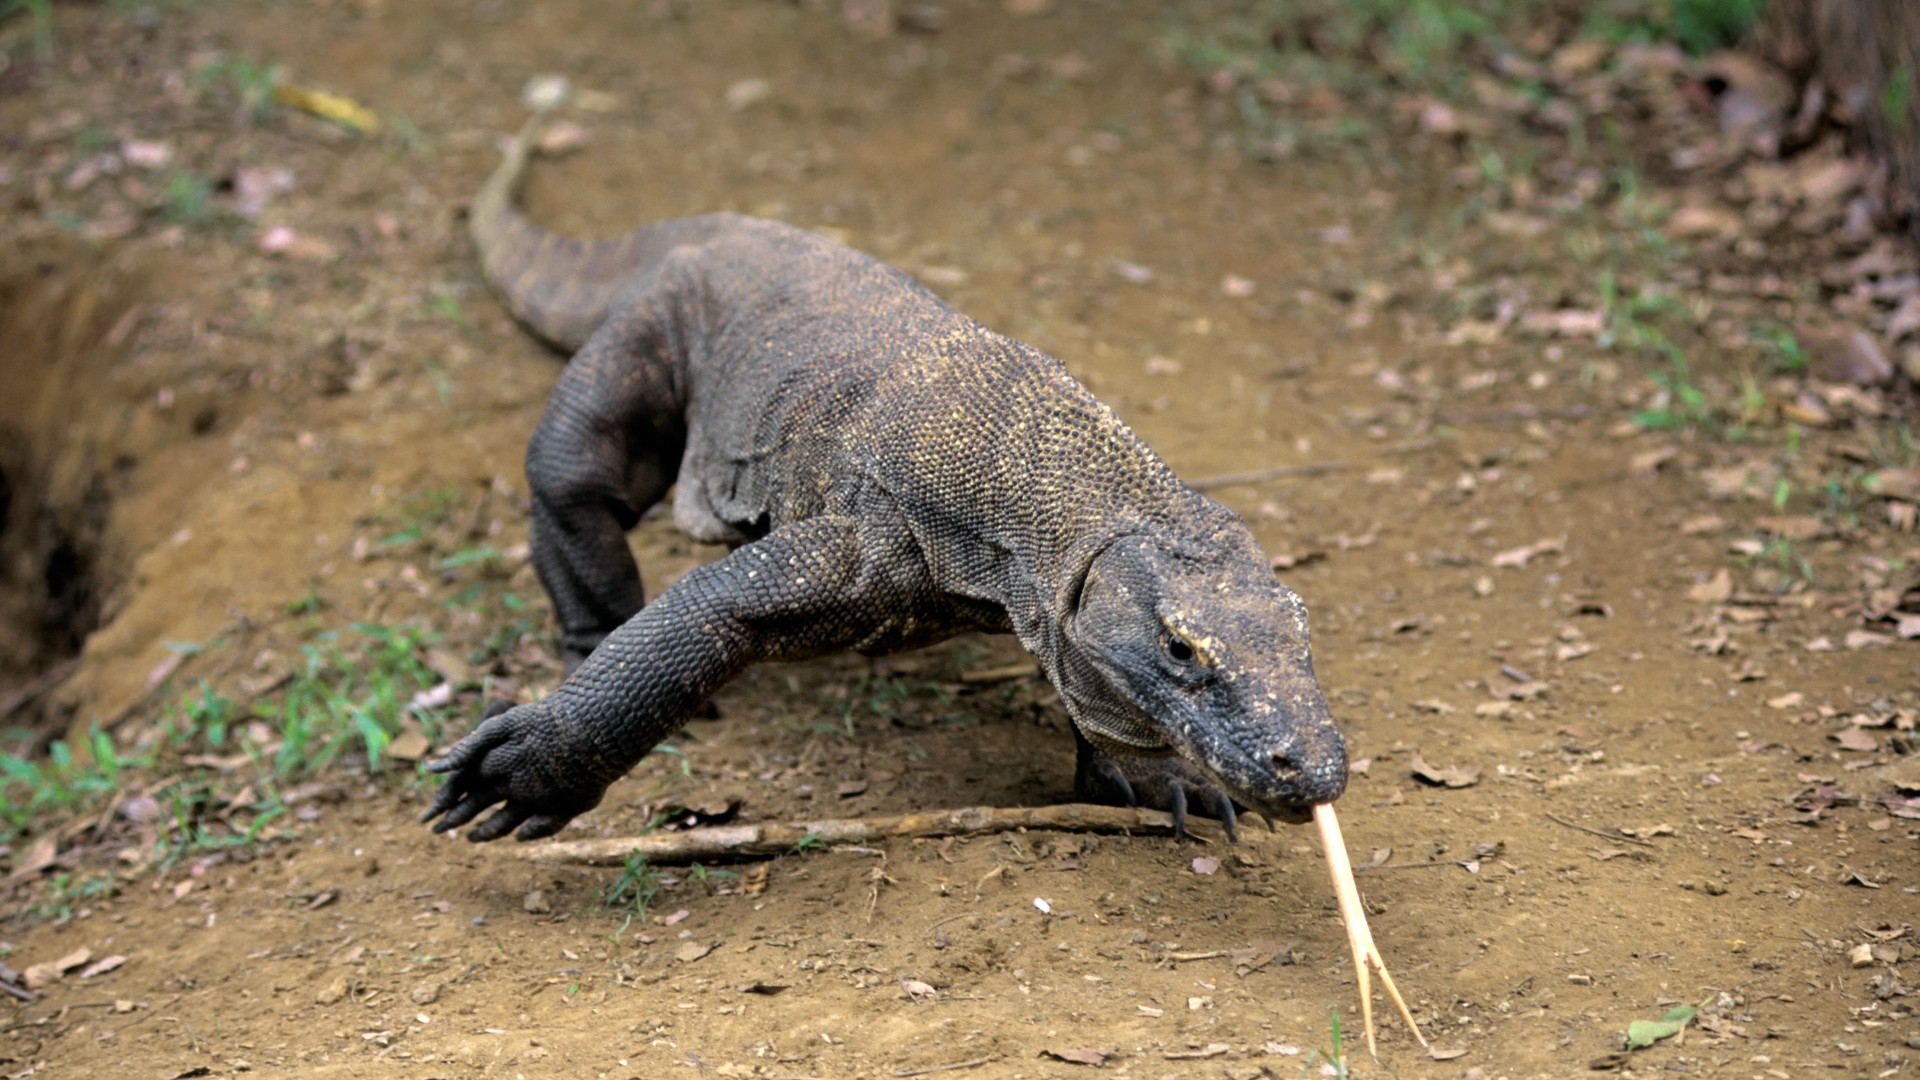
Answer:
[0,2,1915,1078]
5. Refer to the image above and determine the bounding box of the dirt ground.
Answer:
[0,1,1916,1077]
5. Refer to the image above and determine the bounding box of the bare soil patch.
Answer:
[0,3,1913,1078]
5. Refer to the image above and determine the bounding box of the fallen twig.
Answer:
[893,1056,998,1077]
[1315,802,1428,1060]
[1545,812,1654,848]
[1354,859,1478,873]
[1188,462,1354,491]
[516,804,1179,865]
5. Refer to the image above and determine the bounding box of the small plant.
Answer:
[1376,0,1492,80]
[20,871,115,924]
[1,0,55,60]
[284,591,326,616]
[1758,535,1816,590]
[377,487,462,547]
[792,831,827,855]
[425,288,470,330]
[1885,63,1915,128]
[1633,354,1711,430]
[1585,0,1761,55]
[686,863,737,894]
[605,852,662,918]
[196,57,281,123]
[1300,1006,1350,1079]
[1751,324,1808,374]
[0,726,149,839]
[422,359,454,407]
[163,171,215,225]
[268,622,447,776]
[437,546,500,572]
[166,679,237,750]
[149,784,290,870]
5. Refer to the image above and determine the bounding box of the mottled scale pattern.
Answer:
[425,118,1349,843]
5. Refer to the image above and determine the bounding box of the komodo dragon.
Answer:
[423,115,1349,844]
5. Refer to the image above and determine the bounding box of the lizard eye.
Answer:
[1163,635,1195,663]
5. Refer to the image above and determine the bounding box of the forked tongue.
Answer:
[1312,802,1429,1060]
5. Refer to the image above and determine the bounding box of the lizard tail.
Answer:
[469,112,645,353]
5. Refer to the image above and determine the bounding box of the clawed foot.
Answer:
[421,701,607,842]
[1073,730,1254,842]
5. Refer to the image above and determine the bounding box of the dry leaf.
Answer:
[1829,728,1879,752]
[1491,537,1564,567]
[11,834,58,880]
[1040,1047,1110,1066]
[1864,469,1920,502]
[1803,327,1893,385]
[1620,823,1674,839]
[723,78,772,111]
[1519,309,1605,337]
[1687,569,1733,603]
[1409,753,1481,789]
[385,729,430,763]
[22,948,91,990]
[273,84,381,132]
[258,226,339,263]
[80,955,127,978]
[1629,447,1678,476]
[534,121,589,155]
[1757,515,1825,541]
[1666,203,1743,240]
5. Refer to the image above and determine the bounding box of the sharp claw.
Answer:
[1215,796,1239,844]
[1094,760,1138,807]
[470,805,529,843]
[422,783,458,821]
[435,793,492,832]
[1168,784,1188,841]
[1262,813,1278,834]
[516,813,567,841]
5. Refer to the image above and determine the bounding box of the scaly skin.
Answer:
[424,115,1348,843]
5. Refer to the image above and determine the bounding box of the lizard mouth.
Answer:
[1172,715,1349,822]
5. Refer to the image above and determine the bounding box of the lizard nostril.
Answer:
[1269,748,1301,784]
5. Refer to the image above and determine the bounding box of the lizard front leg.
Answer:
[1072,729,1246,842]
[423,513,932,841]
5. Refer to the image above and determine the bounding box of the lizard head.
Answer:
[1059,532,1348,823]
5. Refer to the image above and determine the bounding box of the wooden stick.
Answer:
[513,804,1179,865]
[1314,802,1428,1059]
[1188,462,1354,492]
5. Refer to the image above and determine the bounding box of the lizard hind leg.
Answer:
[524,309,688,673]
